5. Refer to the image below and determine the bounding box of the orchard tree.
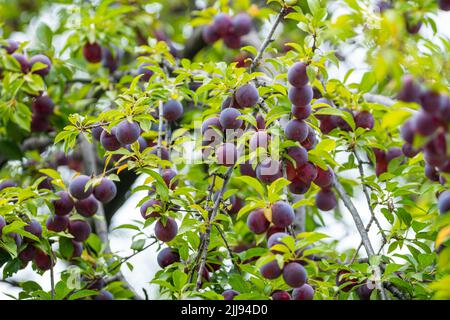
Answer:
[0,0,449,300]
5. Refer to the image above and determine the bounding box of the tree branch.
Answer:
[333,177,388,300]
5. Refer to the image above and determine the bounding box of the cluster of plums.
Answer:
[398,76,450,187]
[260,232,315,300]
[396,77,450,216]
[202,12,252,49]
[0,173,116,273]
[1,39,55,132]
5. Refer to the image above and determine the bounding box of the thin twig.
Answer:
[196,166,234,289]
[249,6,287,73]
[213,224,241,274]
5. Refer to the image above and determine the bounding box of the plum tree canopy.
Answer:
[0,0,449,301]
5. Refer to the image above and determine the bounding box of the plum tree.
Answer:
[69,175,93,200]
[163,100,184,121]
[93,178,117,203]
[271,290,291,300]
[68,220,92,242]
[115,120,140,145]
[155,217,178,242]
[219,107,243,130]
[284,119,309,142]
[150,146,170,160]
[271,201,294,228]
[157,247,180,268]
[75,195,99,217]
[283,262,307,288]
[83,42,102,63]
[52,191,74,216]
[140,199,162,219]
[292,284,314,300]
[247,208,270,234]
[222,289,239,300]
[260,259,282,279]
[235,84,259,108]
[223,33,241,49]
[46,215,69,232]
[29,54,52,76]
[288,62,309,88]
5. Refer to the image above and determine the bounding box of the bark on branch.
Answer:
[333,178,388,300]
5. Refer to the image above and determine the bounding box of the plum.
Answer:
[271,201,294,228]
[292,284,314,300]
[283,262,307,288]
[46,215,69,232]
[163,100,184,121]
[69,175,93,200]
[115,120,140,145]
[68,220,91,242]
[315,189,337,211]
[222,289,240,300]
[155,217,178,242]
[51,191,74,216]
[247,208,270,234]
[93,178,117,203]
[260,260,282,279]
[157,247,180,268]
[288,62,309,88]
[235,84,259,108]
[29,54,52,76]
[83,42,102,63]
[75,195,99,217]
[288,85,313,106]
